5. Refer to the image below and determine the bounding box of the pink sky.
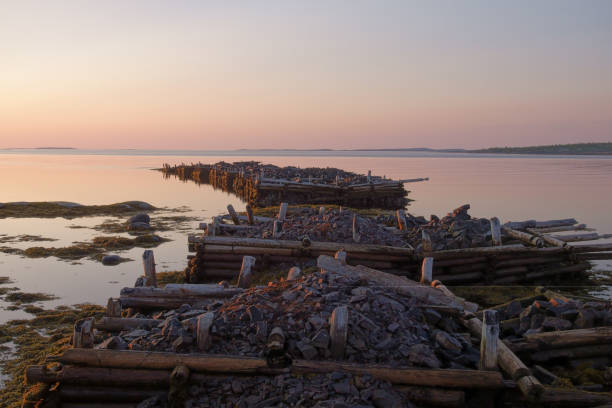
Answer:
[1,1,611,149]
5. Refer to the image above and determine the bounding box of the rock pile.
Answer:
[498,295,612,339]
[99,268,479,371]
[137,372,409,408]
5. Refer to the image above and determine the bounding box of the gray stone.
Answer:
[128,213,150,224]
[124,329,149,338]
[435,331,462,352]
[541,316,572,331]
[372,390,403,408]
[406,344,441,368]
[96,336,127,350]
[297,341,318,360]
[311,330,330,349]
[128,221,152,230]
[101,255,122,265]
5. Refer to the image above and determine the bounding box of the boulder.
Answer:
[128,213,151,225]
[101,255,122,265]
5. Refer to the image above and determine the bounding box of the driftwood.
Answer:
[329,306,348,359]
[226,204,240,225]
[120,285,241,298]
[237,256,256,288]
[511,327,612,353]
[95,317,159,332]
[245,204,254,225]
[505,219,577,229]
[105,298,122,318]
[530,344,612,363]
[502,227,544,247]
[479,310,499,371]
[196,312,215,351]
[142,250,157,287]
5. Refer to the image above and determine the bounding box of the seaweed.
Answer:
[156,270,187,286]
[249,204,393,218]
[0,201,155,219]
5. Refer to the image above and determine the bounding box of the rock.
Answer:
[124,329,149,338]
[422,308,441,325]
[101,255,122,265]
[541,316,572,331]
[128,213,151,224]
[372,389,403,408]
[96,336,127,350]
[434,331,462,352]
[128,221,152,231]
[505,300,523,319]
[247,305,264,322]
[311,330,330,349]
[406,344,441,368]
[297,341,318,360]
[574,309,596,329]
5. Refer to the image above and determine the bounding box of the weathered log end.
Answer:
[329,306,349,359]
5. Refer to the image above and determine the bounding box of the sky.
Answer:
[1,0,611,150]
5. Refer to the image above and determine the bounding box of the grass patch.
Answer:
[0,201,155,219]
[157,270,186,286]
[0,304,105,408]
[451,285,537,308]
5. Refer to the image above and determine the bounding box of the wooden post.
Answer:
[246,205,254,225]
[106,298,122,318]
[420,257,433,284]
[490,217,502,246]
[334,250,347,265]
[352,214,360,243]
[142,250,157,287]
[227,204,240,225]
[329,306,348,359]
[422,230,433,252]
[237,256,256,288]
[278,202,288,222]
[273,220,281,238]
[73,318,94,348]
[267,327,285,352]
[287,267,301,281]
[196,312,215,351]
[319,206,325,217]
[367,170,372,183]
[396,210,408,231]
[479,310,499,371]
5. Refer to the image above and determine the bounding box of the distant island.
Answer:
[470,142,612,155]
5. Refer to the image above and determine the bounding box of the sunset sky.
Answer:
[1,1,611,150]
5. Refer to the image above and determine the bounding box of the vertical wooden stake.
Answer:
[352,214,360,243]
[237,255,256,288]
[422,230,433,252]
[334,250,347,265]
[106,298,122,317]
[479,310,499,371]
[329,306,349,359]
[196,312,215,351]
[227,204,240,225]
[420,257,434,284]
[142,250,157,287]
[490,217,502,246]
[273,220,281,238]
[278,202,288,222]
[246,205,254,225]
[367,170,372,183]
[73,317,94,348]
[287,266,301,281]
[396,209,408,231]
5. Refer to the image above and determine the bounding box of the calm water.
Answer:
[1,150,611,323]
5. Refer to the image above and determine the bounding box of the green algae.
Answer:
[0,201,155,219]
[0,304,106,408]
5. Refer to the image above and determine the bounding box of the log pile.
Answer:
[160,161,420,209]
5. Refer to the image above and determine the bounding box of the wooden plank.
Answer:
[479,310,499,371]
[142,250,157,287]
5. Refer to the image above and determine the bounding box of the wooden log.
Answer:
[530,344,612,363]
[196,312,215,351]
[334,250,347,265]
[421,257,433,284]
[490,217,502,246]
[525,262,590,280]
[245,204,254,225]
[73,318,95,349]
[226,204,240,225]
[505,219,577,229]
[432,272,483,284]
[537,387,612,407]
[572,242,612,253]
[106,298,122,318]
[352,214,360,243]
[237,255,256,288]
[576,252,612,261]
[265,327,287,367]
[530,224,590,233]
[318,256,464,311]
[422,230,433,252]
[286,267,301,281]
[278,202,288,221]
[199,223,258,232]
[120,285,241,298]
[463,317,543,399]
[552,233,611,242]
[479,310,499,371]
[495,256,565,268]
[272,220,281,238]
[142,250,157,287]
[502,227,544,247]
[446,262,488,274]
[395,386,465,408]
[292,360,508,389]
[521,327,612,350]
[396,210,408,231]
[59,385,166,403]
[119,296,217,309]
[329,306,348,359]
[532,231,567,248]
[52,349,274,374]
[95,317,159,332]
[493,266,528,277]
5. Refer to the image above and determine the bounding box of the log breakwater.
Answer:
[185,204,612,285]
[160,161,425,208]
[25,253,612,407]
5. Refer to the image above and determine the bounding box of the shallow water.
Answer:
[1,150,611,323]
